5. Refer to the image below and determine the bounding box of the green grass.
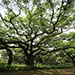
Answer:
[0,68,75,75]
[0,62,75,72]
[0,62,75,75]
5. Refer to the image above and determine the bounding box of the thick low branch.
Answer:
[40,46,75,55]
[5,41,25,44]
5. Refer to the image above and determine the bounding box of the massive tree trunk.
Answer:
[7,49,12,65]
[25,55,34,66]
[1,39,13,65]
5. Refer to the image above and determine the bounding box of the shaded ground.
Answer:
[0,68,75,75]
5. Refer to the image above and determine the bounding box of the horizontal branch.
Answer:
[41,46,75,55]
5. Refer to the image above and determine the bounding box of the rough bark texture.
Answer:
[26,56,34,66]
[7,49,12,65]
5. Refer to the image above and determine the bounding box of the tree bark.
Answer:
[26,56,34,66]
[7,49,12,65]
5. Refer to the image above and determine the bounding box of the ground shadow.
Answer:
[0,68,75,75]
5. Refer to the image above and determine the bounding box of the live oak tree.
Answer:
[0,0,75,66]
[13,49,25,64]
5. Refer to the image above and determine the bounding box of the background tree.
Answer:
[0,0,75,66]
[12,49,25,64]
[0,50,8,62]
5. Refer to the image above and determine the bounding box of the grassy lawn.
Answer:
[0,68,75,75]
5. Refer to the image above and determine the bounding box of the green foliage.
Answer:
[0,64,75,72]
[0,62,7,67]
[0,65,17,72]
[0,0,75,66]
[0,62,7,72]
[37,65,75,69]
[19,65,37,70]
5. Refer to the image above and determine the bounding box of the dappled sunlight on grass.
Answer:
[57,69,74,74]
[0,68,75,75]
[38,70,53,74]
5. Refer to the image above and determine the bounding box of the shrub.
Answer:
[0,64,75,72]
[9,66,17,71]
[0,62,7,67]
[22,66,37,70]
[0,62,7,72]
[18,67,23,70]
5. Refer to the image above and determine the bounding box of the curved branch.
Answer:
[10,9,21,22]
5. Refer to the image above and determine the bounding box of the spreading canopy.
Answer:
[0,0,75,65]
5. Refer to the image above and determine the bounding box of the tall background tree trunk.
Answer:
[7,49,12,65]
